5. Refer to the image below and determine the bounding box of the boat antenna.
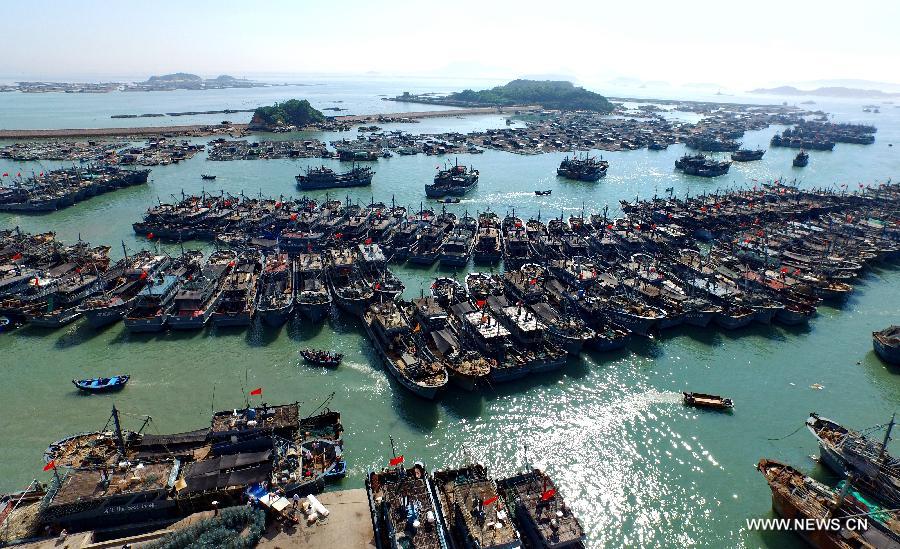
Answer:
[389,435,397,461]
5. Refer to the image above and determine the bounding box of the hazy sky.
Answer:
[5,0,898,89]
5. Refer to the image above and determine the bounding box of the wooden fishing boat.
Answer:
[300,348,343,367]
[682,392,733,411]
[72,375,130,393]
[534,190,552,196]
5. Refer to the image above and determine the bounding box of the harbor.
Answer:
[1,77,899,547]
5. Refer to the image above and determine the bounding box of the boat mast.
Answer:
[110,404,126,457]
[879,413,895,463]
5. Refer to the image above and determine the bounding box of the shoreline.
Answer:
[0,106,540,139]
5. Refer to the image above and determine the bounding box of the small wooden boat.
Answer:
[301,348,343,367]
[534,189,552,196]
[201,174,216,180]
[683,392,733,411]
[72,375,130,393]
[873,325,900,364]
[439,197,460,204]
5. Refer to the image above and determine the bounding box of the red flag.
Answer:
[39,172,43,177]
[540,488,556,501]
[16,172,21,177]
[780,267,788,274]
[2,172,7,177]
[140,270,148,280]
[12,252,22,260]
[482,495,499,506]
[475,299,486,309]
[389,455,404,467]
[606,224,613,230]
[374,282,381,290]
[250,387,262,396]
[334,232,343,240]
[365,238,373,245]
[147,232,154,240]
[43,460,56,472]
[228,260,236,267]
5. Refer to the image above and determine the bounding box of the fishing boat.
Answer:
[806,413,900,507]
[122,251,202,333]
[79,252,171,329]
[296,252,332,322]
[256,253,294,327]
[534,190,552,196]
[166,254,232,330]
[296,164,374,190]
[793,150,810,167]
[556,153,608,181]
[472,213,502,264]
[873,325,900,364]
[757,459,885,549]
[364,301,448,400]
[426,160,479,198]
[72,375,130,393]
[730,148,766,162]
[211,252,261,327]
[682,392,734,411]
[301,348,343,367]
[431,463,522,549]
[496,469,585,549]
[366,459,450,549]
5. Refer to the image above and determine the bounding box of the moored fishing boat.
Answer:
[806,413,900,507]
[756,459,882,549]
[496,468,585,549]
[367,458,450,549]
[873,326,900,364]
[166,251,233,330]
[256,253,294,327]
[79,252,171,329]
[364,301,448,400]
[431,463,522,549]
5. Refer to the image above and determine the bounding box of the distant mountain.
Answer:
[750,85,899,98]
[447,79,614,112]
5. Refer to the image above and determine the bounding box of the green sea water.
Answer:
[1,84,899,547]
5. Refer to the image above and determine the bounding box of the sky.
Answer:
[4,0,899,91]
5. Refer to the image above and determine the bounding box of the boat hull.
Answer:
[297,300,331,322]
[874,336,900,364]
[259,303,294,327]
[83,301,131,329]
[124,314,167,333]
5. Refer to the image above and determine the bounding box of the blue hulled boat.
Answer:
[72,375,130,393]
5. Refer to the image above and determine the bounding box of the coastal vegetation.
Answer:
[249,99,326,130]
[446,79,614,112]
[146,506,266,549]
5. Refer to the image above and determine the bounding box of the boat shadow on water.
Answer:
[53,321,113,349]
[285,315,330,342]
[107,325,208,345]
[389,379,441,432]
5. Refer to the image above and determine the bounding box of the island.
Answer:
[124,73,272,91]
[749,85,900,99]
[388,79,615,113]
[248,99,326,131]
